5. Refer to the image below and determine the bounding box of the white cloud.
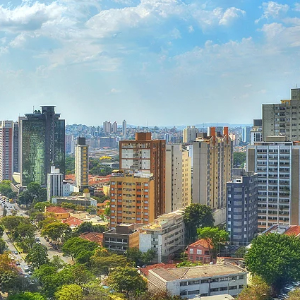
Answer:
[256,1,289,23]
[0,2,66,32]
[219,7,245,25]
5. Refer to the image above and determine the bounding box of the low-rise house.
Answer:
[80,232,103,246]
[97,200,110,215]
[103,224,139,253]
[70,212,108,227]
[52,192,97,207]
[139,210,185,263]
[147,264,247,299]
[187,239,212,264]
[62,217,83,230]
[45,206,70,220]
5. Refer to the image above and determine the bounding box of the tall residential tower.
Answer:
[75,137,89,191]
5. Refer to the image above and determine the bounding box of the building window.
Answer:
[197,249,202,255]
[189,249,194,254]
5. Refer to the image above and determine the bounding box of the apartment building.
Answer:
[247,137,300,231]
[165,144,191,213]
[262,88,300,141]
[183,126,199,144]
[193,127,232,209]
[109,171,155,228]
[250,119,263,145]
[103,224,139,253]
[0,121,14,182]
[226,169,258,244]
[75,137,89,191]
[47,166,63,201]
[139,210,185,263]
[147,264,247,298]
[119,132,166,218]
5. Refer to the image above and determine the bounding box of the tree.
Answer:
[106,266,147,296]
[287,288,300,300]
[183,204,214,243]
[41,222,71,242]
[0,238,6,254]
[26,244,49,269]
[245,233,300,293]
[76,222,106,234]
[237,276,272,300]
[55,284,83,300]
[0,224,4,237]
[1,216,25,232]
[34,202,52,212]
[197,227,229,260]
[0,180,13,197]
[125,248,155,266]
[18,183,47,207]
[65,155,75,175]
[234,246,247,258]
[7,292,46,300]
[233,152,246,167]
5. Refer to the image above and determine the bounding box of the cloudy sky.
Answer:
[0,0,299,126]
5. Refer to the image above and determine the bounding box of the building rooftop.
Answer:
[80,232,103,245]
[62,217,83,227]
[188,239,212,249]
[149,264,245,282]
[46,206,69,214]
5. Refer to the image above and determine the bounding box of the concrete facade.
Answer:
[147,264,247,299]
[247,140,300,231]
[165,144,191,213]
[262,88,300,141]
[227,169,258,245]
[139,210,185,263]
[183,126,199,144]
[47,166,63,201]
[193,127,232,210]
[75,137,89,191]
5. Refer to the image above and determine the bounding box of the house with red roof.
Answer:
[80,232,103,246]
[62,217,83,230]
[45,206,70,220]
[187,239,212,264]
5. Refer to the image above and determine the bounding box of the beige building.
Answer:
[139,210,185,263]
[109,171,155,228]
[247,137,300,231]
[75,137,89,191]
[165,144,191,213]
[192,127,232,209]
[183,126,199,144]
[262,88,300,141]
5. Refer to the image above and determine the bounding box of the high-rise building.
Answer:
[122,120,127,138]
[103,121,112,134]
[192,127,232,209]
[75,137,89,191]
[262,88,300,141]
[112,121,118,134]
[65,134,75,154]
[119,132,166,218]
[13,122,19,173]
[0,121,14,182]
[250,119,263,145]
[226,169,258,245]
[165,144,191,213]
[247,137,300,231]
[47,166,63,201]
[183,126,199,143]
[19,106,65,187]
[242,126,251,144]
[109,171,155,228]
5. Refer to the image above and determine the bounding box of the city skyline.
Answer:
[0,0,299,125]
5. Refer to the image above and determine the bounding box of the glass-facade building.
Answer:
[20,106,65,187]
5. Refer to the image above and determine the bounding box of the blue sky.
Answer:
[0,0,299,126]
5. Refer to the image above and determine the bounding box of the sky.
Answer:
[0,0,300,126]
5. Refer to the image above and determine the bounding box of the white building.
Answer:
[247,137,300,231]
[47,166,63,201]
[147,264,247,299]
[165,144,191,213]
[139,210,185,263]
[183,126,199,144]
[52,193,97,207]
[122,120,127,138]
[75,137,89,191]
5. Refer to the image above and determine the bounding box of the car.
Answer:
[16,261,20,266]
[24,267,29,272]
[13,251,18,255]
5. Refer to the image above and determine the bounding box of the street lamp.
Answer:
[227,279,236,295]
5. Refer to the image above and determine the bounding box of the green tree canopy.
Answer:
[0,238,6,254]
[106,266,147,296]
[237,275,272,300]
[41,222,71,242]
[245,233,300,292]
[197,227,229,260]
[233,151,246,167]
[7,292,46,300]
[125,248,155,266]
[76,222,106,235]
[287,288,300,300]
[55,284,83,300]
[184,204,214,243]
[25,244,49,269]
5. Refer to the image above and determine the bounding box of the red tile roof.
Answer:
[62,217,83,227]
[140,263,176,276]
[80,232,103,245]
[46,206,69,214]
[188,239,212,249]
[97,200,110,208]
[284,225,300,237]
